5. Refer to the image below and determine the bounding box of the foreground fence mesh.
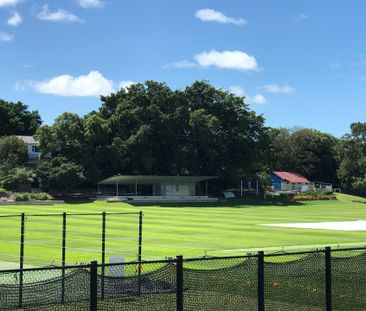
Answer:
[0,266,91,310]
[183,257,258,310]
[97,261,177,310]
[264,252,326,311]
[332,250,366,310]
[0,247,366,310]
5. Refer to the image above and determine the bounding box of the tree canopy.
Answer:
[337,122,366,193]
[0,100,41,136]
[267,128,338,184]
[1,82,365,195]
[36,81,268,188]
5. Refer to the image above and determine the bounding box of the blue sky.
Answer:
[1,0,366,137]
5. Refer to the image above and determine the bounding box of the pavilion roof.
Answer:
[97,175,218,185]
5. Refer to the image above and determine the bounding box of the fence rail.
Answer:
[0,246,365,310]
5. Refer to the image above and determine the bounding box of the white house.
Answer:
[15,135,40,160]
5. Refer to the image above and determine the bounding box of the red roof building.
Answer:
[272,171,310,183]
[271,171,311,191]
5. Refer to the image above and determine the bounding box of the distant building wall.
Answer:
[160,182,196,196]
[271,174,282,191]
[15,136,40,160]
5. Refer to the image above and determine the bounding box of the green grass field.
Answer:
[0,193,366,268]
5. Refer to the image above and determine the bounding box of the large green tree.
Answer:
[37,157,86,191]
[37,81,268,187]
[0,136,33,190]
[337,122,366,193]
[267,127,338,183]
[36,112,86,162]
[0,136,28,167]
[104,81,267,185]
[0,100,41,136]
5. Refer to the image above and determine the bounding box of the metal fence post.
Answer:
[258,251,265,311]
[325,247,332,311]
[61,212,67,304]
[176,255,184,311]
[138,211,143,296]
[90,261,98,311]
[101,212,106,300]
[19,213,25,309]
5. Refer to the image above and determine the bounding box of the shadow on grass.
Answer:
[63,198,95,204]
[352,200,366,205]
[128,198,303,208]
[52,194,95,204]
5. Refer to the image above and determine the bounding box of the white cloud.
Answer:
[23,71,114,97]
[15,80,30,91]
[229,86,245,97]
[37,5,83,23]
[7,12,22,26]
[264,83,294,94]
[78,0,104,8]
[119,80,137,90]
[0,0,23,7]
[247,94,267,105]
[291,13,308,22]
[0,32,14,42]
[195,50,258,71]
[229,86,267,104]
[162,60,196,69]
[195,8,246,25]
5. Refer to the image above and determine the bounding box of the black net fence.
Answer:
[0,265,91,310]
[183,256,258,310]
[331,249,366,311]
[264,252,326,311]
[97,261,177,310]
[0,247,366,310]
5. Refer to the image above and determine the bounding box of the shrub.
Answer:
[13,193,30,201]
[292,192,337,201]
[37,157,86,191]
[0,167,36,190]
[276,191,336,201]
[12,192,53,201]
[279,192,295,200]
[34,192,53,200]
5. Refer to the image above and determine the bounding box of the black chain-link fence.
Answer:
[0,247,365,310]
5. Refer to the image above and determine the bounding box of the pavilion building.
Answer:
[97,175,218,202]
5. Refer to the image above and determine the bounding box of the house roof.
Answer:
[98,175,218,185]
[15,135,38,145]
[272,171,310,183]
